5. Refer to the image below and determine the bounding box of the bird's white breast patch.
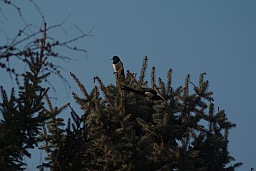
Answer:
[113,61,123,72]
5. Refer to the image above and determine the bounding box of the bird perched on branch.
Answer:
[121,86,163,100]
[111,56,125,78]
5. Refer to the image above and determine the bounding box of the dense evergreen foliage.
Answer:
[63,56,241,171]
[0,3,242,168]
[0,39,243,170]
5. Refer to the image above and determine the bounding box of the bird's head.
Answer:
[111,56,120,62]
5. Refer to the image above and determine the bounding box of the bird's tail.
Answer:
[121,86,144,95]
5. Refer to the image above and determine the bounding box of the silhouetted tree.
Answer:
[61,57,241,171]
[0,1,243,170]
[0,1,88,170]
[0,23,50,170]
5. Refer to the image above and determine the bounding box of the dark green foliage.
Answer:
[0,35,49,170]
[1,19,90,169]
[0,1,244,169]
[0,49,242,170]
[38,95,81,171]
[0,22,243,170]
[63,57,241,171]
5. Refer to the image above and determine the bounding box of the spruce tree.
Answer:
[68,56,242,171]
[0,20,86,170]
[0,26,50,170]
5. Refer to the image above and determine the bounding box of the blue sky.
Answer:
[1,0,256,170]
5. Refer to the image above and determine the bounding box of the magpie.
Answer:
[111,56,125,77]
[121,86,163,100]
